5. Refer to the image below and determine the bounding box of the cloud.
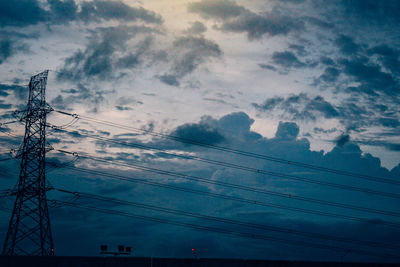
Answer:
[335,134,350,147]
[0,84,28,101]
[258,64,277,71]
[3,111,400,260]
[51,84,110,110]
[340,57,397,96]
[254,92,400,141]
[253,93,339,121]
[172,122,225,146]
[335,35,360,55]
[0,100,12,110]
[185,21,207,35]
[368,44,400,75]
[275,122,299,140]
[220,12,302,40]
[78,0,163,24]
[319,56,335,66]
[115,96,143,111]
[0,0,45,27]
[0,38,29,65]
[158,36,222,86]
[57,25,156,82]
[188,0,246,20]
[318,67,340,83]
[271,51,306,69]
[0,0,163,27]
[336,0,400,25]
[188,0,303,40]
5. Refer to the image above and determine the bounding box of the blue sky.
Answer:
[0,0,400,262]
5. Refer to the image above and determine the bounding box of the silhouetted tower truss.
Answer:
[2,70,54,256]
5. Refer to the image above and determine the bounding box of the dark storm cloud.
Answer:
[188,0,303,40]
[253,93,339,121]
[0,0,162,27]
[57,25,156,81]
[172,123,225,146]
[158,36,221,86]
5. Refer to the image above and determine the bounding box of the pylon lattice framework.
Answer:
[2,70,54,256]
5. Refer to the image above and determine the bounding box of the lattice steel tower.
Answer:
[3,70,54,256]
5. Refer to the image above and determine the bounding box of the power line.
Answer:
[53,187,400,250]
[59,165,400,229]
[56,149,400,219]
[47,198,400,260]
[54,110,400,186]
[49,127,400,200]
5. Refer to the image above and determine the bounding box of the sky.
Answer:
[0,0,400,262]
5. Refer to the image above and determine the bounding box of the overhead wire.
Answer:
[47,198,400,260]
[48,126,400,200]
[55,149,400,219]
[59,165,400,229]
[53,187,400,250]
[54,110,400,186]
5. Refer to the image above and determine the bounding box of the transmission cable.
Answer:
[55,149,400,219]
[54,110,400,186]
[58,165,400,229]
[53,187,400,250]
[48,127,400,200]
[47,198,400,260]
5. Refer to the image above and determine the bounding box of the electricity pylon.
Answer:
[2,70,54,256]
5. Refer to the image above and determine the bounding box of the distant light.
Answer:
[51,248,54,252]
[192,249,195,251]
